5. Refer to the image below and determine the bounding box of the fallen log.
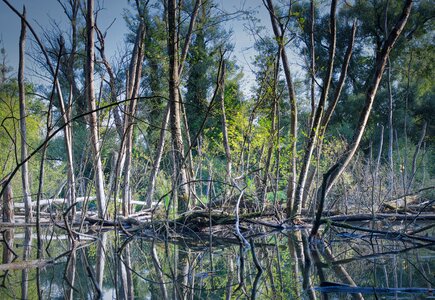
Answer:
[0,259,53,271]
[14,197,153,209]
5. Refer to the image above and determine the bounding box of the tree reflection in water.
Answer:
[0,225,433,299]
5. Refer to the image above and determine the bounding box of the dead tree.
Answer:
[264,0,298,216]
[18,6,32,222]
[86,0,106,218]
[122,1,147,216]
[311,0,413,236]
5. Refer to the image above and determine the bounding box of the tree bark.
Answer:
[294,0,337,219]
[18,6,32,222]
[86,0,106,218]
[311,0,413,236]
[219,61,232,183]
[2,177,14,223]
[122,7,146,216]
[264,0,298,217]
[145,103,170,207]
[168,0,189,213]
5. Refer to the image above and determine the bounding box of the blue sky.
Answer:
[0,0,282,94]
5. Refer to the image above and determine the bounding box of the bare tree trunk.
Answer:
[385,1,395,197]
[122,9,146,216]
[308,0,316,130]
[219,60,232,187]
[311,0,413,236]
[407,122,427,191]
[95,233,107,293]
[302,22,357,210]
[145,0,199,209]
[2,177,14,223]
[86,0,106,218]
[2,179,14,265]
[264,0,298,217]
[65,243,77,300]
[294,0,337,220]
[53,41,76,219]
[21,227,32,300]
[145,104,170,207]
[18,6,32,223]
[151,240,169,299]
[260,55,279,210]
[168,0,189,213]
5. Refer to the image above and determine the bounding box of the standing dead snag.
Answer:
[294,0,337,220]
[122,1,147,216]
[311,0,413,236]
[219,59,233,200]
[264,0,298,217]
[86,0,107,218]
[18,5,32,222]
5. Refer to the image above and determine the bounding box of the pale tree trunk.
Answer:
[407,122,427,191]
[308,0,316,130]
[21,227,32,300]
[122,9,146,216]
[1,181,15,280]
[145,104,170,207]
[385,0,395,197]
[302,22,357,211]
[54,40,76,219]
[151,241,169,299]
[311,0,413,236]
[387,61,394,196]
[265,0,298,217]
[95,233,107,294]
[294,0,337,219]
[65,243,77,300]
[18,6,32,222]
[86,0,106,218]
[3,1,77,221]
[168,0,189,213]
[219,60,232,194]
[95,27,124,138]
[62,0,79,218]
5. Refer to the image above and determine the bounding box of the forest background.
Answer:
[0,0,433,231]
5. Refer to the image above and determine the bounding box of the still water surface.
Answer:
[0,222,433,299]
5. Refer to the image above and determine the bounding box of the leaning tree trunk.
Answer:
[302,21,357,212]
[311,0,413,236]
[145,103,170,207]
[18,6,32,222]
[293,0,337,220]
[265,0,298,217]
[86,0,106,218]
[219,60,233,197]
[122,11,146,216]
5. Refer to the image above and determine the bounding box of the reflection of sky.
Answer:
[0,0,301,97]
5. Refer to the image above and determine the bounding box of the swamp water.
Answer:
[0,222,433,299]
